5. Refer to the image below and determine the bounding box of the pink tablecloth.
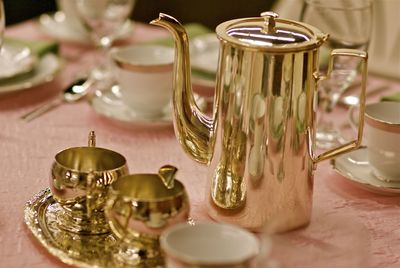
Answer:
[0,20,399,268]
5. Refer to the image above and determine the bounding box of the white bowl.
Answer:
[160,222,260,267]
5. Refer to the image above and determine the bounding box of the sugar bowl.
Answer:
[105,165,190,266]
[50,131,129,235]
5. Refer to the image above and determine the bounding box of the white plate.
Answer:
[39,11,133,44]
[0,53,62,95]
[190,33,218,88]
[331,147,400,195]
[0,43,38,80]
[88,84,207,127]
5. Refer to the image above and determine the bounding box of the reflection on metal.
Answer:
[151,12,367,232]
[150,13,214,165]
[24,189,119,267]
[105,165,190,266]
[50,132,129,234]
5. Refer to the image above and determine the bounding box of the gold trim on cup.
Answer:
[365,114,400,134]
[114,60,173,73]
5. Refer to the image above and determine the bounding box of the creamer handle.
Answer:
[312,49,368,163]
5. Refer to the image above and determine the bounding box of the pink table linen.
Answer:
[0,20,400,268]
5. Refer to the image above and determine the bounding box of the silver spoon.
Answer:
[20,78,94,122]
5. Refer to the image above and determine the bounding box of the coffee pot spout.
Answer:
[150,13,214,164]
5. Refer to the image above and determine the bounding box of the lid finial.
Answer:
[88,131,96,147]
[260,11,279,34]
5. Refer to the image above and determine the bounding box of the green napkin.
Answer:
[381,92,400,102]
[4,37,59,57]
[145,23,215,81]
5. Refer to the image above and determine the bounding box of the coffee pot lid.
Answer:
[216,11,328,52]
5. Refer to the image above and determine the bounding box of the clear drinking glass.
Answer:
[300,0,372,149]
[75,0,135,83]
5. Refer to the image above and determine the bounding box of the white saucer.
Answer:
[39,11,133,44]
[331,147,400,194]
[0,53,62,95]
[0,42,38,80]
[89,85,207,127]
[190,33,218,89]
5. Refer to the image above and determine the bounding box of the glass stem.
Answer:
[90,36,113,82]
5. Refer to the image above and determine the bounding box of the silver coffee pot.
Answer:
[151,11,367,232]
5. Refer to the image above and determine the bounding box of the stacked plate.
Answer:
[0,41,62,95]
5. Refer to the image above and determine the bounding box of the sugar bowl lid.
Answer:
[216,11,328,52]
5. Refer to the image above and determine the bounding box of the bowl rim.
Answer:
[159,221,260,266]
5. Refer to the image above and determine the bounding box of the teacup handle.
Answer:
[105,196,133,240]
[348,105,360,133]
[312,49,368,163]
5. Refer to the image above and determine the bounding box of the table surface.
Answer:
[1,19,400,268]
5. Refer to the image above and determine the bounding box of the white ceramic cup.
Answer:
[111,44,174,119]
[363,102,400,182]
[160,222,260,268]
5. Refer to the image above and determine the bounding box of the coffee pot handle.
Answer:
[312,49,368,163]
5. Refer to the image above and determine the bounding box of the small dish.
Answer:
[190,33,218,88]
[331,147,400,194]
[0,53,62,95]
[39,11,133,44]
[24,188,119,268]
[88,84,207,127]
[0,42,38,81]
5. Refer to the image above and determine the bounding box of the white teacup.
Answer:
[363,102,400,182]
[160,222,260,268]
[111,44,174,119]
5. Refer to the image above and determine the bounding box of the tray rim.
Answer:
[24,188,112,268]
